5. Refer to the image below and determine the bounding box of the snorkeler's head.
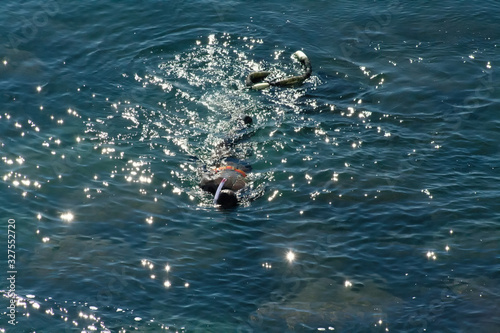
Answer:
[215,189,238,209]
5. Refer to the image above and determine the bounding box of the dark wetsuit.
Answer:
[199,116,253,208]
[199,160,251,208]
[200,163,248,193]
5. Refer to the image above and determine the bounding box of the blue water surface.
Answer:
[1,0,499,332]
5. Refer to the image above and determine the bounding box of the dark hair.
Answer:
[216,189,238,208]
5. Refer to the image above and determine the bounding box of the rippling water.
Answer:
[1,1,500,332]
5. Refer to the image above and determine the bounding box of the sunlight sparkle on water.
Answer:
[60,212,74,222]
[286,250,295,262]
[268,190,279,201]
[332,172,339,182]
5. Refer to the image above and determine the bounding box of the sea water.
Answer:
[1,0,499,332]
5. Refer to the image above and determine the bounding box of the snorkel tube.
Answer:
[213,178,227,205]
[246,50,312,90]
[213,178,239,208]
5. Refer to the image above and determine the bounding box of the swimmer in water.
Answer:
[200,50,311,208]
[199,116,253,209]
